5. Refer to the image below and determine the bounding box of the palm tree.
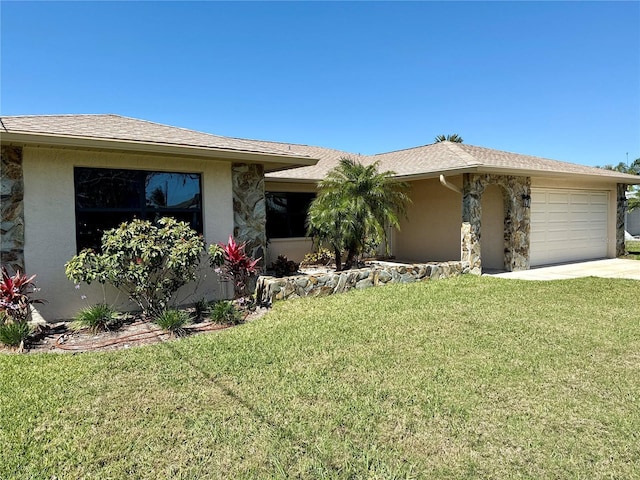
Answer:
[307,157,411,271]
[434,133,463,143]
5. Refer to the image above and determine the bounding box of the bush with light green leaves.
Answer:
[65,218,204,317]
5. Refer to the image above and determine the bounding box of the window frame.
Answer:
[265,191,316,239]
[73,167,203,252]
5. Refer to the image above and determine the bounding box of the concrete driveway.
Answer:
[488,258,640,281]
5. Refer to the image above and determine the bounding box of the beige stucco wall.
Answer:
[22,146,235,321]
[394,177,462,262]
[531,176,619,258]
[266,238,314,264]
[480,184,506,270]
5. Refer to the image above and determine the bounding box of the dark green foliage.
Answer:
[72,304,118,333]
[307,157,410,270]
[434,133,463,143]
[269,255,299,278]
[210,300,242,325]
[193,298,210,323]
[65,218,205,317]
[0,312,31,347]
[155,309,190,335]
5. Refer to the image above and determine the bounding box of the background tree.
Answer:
[307,157,411,271]
[434,133,463,143]
[598,158,640,211]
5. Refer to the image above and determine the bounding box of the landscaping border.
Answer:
[257,260,470,305]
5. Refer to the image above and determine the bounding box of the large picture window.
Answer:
[266,192,315,239]
[74,167,203,251]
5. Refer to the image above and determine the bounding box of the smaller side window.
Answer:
[266,192,315,239]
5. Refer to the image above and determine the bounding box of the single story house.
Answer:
[1,114,638,320]
[1,114,315,320]
[263,141,639,272]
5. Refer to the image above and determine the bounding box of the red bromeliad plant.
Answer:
[0,267,45,322]
[208,236,261,298]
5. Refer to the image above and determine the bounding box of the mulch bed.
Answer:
[1,307,269,354]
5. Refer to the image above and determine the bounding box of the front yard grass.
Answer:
[1,275,639,479]
[626,239,640,259]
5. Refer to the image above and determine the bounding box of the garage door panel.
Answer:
[548,193,569,203]
[530,188,608,266]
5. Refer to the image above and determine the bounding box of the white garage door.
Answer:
[530,188,608,266]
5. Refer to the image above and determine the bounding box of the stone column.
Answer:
[461,173,482,275]
[461,173,531,274]
[504,176,531,271]
[616,183,627,256]
[1,146,25,273]
[231,163,267,264]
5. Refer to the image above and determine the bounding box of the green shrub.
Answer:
[301,248,334,267]
[210,300,242,325]
[0,312,31,347]
[72,303,118,333]
[65,218,204,317]
[193,298,210,323]
[269,255,299,277]
[155,309,190,335]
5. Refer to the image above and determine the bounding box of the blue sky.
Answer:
[1,1,639,167]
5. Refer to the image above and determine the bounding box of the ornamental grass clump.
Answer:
[210,300,242,325]
[72,303,118,333]
[155,309,190,336]
[0,312,31,347]
[65,218,204,318]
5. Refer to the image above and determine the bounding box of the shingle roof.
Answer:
[0,114,306,158]
[266,140,640,183]
[237,140,364,181]
[2,114,636,183]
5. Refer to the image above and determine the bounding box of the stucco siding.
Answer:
[395,177,461,262]
[266,238,314,265]
[22,146,235,320]
[480,184,506,270]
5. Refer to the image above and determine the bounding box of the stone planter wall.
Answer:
[1,146,25,272]
[256,261,469,306]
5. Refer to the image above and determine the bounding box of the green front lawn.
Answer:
[626,239,640,258]
[2,276,639,479]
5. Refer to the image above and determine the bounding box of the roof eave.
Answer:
[0,131,318,171]
[477,165,640,184]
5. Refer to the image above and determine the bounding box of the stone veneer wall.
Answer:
[231,163,267,262]
[461,173,530,274]
[1,146,25,272]
[257,261,469,306]
[616,183,627,256]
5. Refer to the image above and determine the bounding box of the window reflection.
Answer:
[74,168,203,251]
[266,192,315,238]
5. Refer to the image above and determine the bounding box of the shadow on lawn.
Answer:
[157,337,312,455]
